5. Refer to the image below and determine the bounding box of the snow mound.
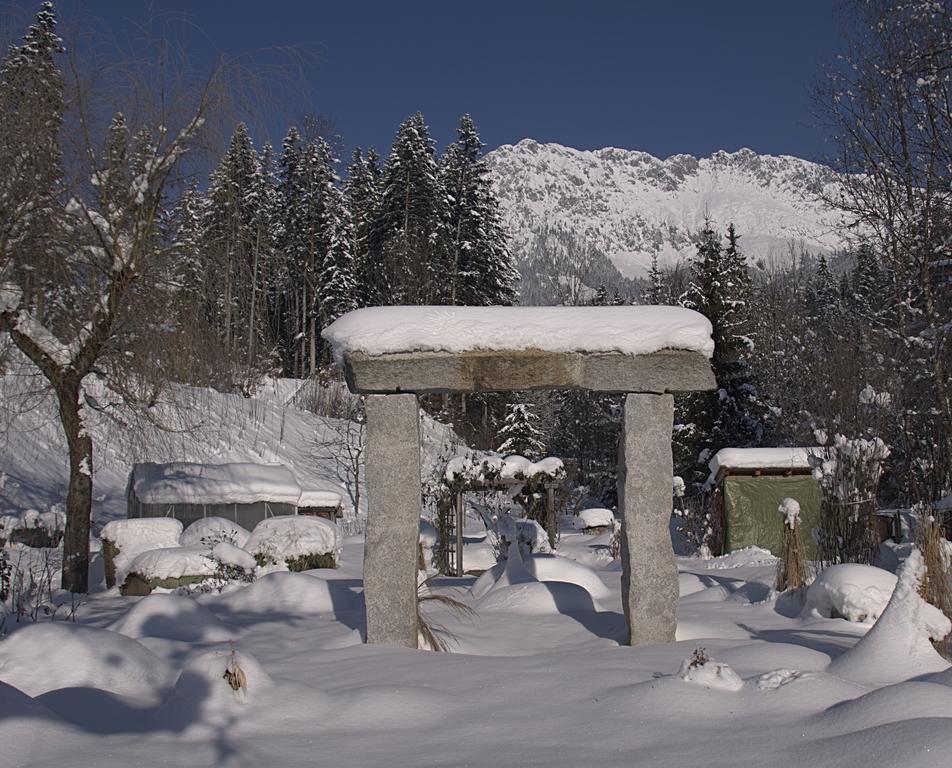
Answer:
[701,546,778,570]
[523,554,611,599]
[678,655,745,692]
[180,516,251,548]
[210,571,350,616]
[804,563,897,623]
[101,517,184,583]
[152,648,272,730]
[245,515,341,564]
[322,305,715,360]
[827,550,951,685]
[0,623,171,698]
[574,507,615,530]
[477,580,598,615]
[678,573,711,597]
[818,680,952,732]
[126,545,218,582]
[0,505,65,539]
[108,594,234,643]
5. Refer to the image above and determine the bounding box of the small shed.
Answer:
[297,489,344,521]
[126,462,340,530]
[706,448,824,558]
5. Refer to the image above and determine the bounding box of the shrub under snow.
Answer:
[574,508,615,531]
[180,517,251,548]
[100,518,184,588]
[803,563,898,623]
[244,515,341,570]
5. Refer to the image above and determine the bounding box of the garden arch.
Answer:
[323,306,715,648]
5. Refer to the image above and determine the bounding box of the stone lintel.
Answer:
[342,348,715,395]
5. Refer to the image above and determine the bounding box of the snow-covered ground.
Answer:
[1,378,950,767]
[2,530,951,768]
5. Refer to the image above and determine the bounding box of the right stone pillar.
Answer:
[618,392,678,645]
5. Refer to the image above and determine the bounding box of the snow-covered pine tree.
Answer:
[0,0,64,307]
[344,148,380,307]
[371,112,447,304]
[497,402,546,460]
[276,129,337,376]
[200,122,276,382]
[440,114,517,306]
[319,186,357,328]
[644,253,669,305]
[677,222,762,482]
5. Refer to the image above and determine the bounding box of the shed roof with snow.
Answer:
[127,462,342,529]
[705,448,824,559]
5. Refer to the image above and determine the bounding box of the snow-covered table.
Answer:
[322,306,716,649]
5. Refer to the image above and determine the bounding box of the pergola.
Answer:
[323,305,715,648]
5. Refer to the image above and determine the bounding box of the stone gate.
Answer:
[323,306,716,648]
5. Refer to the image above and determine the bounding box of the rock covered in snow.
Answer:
[244,515,341,566]
[803,563,898,624]
[180,516,251,548]
[574,507,615,531]
[827,549,950,685]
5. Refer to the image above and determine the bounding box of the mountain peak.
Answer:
[486,140,845,279]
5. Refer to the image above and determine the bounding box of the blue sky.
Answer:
[46,1,844,162]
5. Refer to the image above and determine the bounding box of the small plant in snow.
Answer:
[417,573,476,652]
[678,647,743,691]
[776,497,808,592]
[223,645,248,693]
[687,646,709,668]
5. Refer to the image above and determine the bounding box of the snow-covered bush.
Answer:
[678,647,744,692]
[0,505,66,548]
[810,435,890,565]
[180,517,251,549]
[803,563,897,623]
[573,507,615,532]
[244,515,341,571]
[100,518,183,589]
[121,546,219,595]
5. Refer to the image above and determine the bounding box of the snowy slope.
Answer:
[487,139,847,279]
[0,370,463,531]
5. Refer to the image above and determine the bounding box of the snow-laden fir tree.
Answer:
[644,253,669,305]
[678,222,763,481]
[370,112,446,304]
[343,148,381,307]
[497,402,546,460]
[440,114,517,306]
[319,187,357,327]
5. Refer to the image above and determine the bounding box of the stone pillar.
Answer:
[618,392,678,645]
[364,393,421,647]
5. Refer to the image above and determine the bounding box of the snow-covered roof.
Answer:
[297,489,343,508]
[706,447,823,486]
[322,305,714,361]
[131,462,303,506]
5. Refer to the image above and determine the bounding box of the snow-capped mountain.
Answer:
[486,139,847,279]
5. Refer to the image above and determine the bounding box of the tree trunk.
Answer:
[56,376,92,593]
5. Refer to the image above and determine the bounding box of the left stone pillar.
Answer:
[364,393,421,647]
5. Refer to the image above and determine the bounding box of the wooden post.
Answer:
[545,485,557,549]
[455,491,464,577]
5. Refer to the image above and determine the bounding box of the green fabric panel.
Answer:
[722,475,822,559]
